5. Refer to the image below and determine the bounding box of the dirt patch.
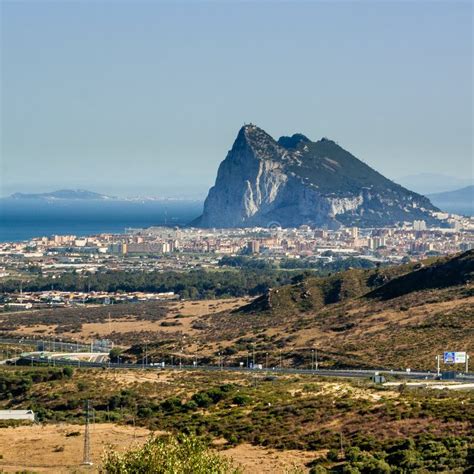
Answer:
[2,298,250,344]
[221,443,320,473]
[0,422,319,474]
[0,423,152,473]
[95,369,174,386]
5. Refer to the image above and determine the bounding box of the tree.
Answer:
[109,348,122,363]
[101,434,239,473]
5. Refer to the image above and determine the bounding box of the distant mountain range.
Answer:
[427,185,474,216]
[6,190,201,203]
[194,124,441,228]
[10,189,114,201]
[396,173,472,195]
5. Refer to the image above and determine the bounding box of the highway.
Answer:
[2,338,472,382]
[12,355,474,382]
[0,337,110,354]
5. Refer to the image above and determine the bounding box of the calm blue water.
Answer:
[0,199,203,242]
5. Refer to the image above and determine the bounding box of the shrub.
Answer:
[232,394,251,406]
[192,392,213,408]
[327,448,340,461]
[62,367,74,378]
[101,433,239,473]
[160,397,183,412]
[309,466,328,474]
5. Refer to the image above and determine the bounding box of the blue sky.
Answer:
[1,1,472,197]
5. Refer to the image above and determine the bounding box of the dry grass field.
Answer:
[0,423,151,473]
[0,297,249,344]
[0,422,316,473]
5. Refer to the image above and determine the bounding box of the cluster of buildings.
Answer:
[3,290,177,311]
[0,213,473,285]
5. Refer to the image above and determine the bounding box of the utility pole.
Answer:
[466,354,469,374]
[436,355,441,377]
[82,400,93,466]
[142,344,147,369]
[252,344,255,368]
[339,432,345,459]
[315,348,318,371]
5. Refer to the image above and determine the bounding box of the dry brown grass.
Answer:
[2,298,249,344]
[0,423,152,473]
[0,422,320,473]
[221,443,319,473]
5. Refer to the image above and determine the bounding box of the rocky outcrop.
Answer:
[194,124,440,228]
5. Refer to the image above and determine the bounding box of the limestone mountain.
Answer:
[194,124,440,228]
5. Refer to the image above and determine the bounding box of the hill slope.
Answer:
[198,251,473,370]
[195,124,440,228]
[428,185,474,216]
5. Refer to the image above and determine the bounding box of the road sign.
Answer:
[443,352,466,364]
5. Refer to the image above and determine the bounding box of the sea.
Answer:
[0,199,203,242]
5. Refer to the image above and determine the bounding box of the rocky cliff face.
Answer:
[194,124,440,228]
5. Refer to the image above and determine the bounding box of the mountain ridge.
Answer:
[10,189,114,201]
[427,185,474,216]
[195,124,440,228]
[239,250,473,315]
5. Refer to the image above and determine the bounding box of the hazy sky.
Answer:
[1,1,472,198]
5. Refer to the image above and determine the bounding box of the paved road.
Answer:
[14,355,474,382]
[0,337,109,354]
[3,337,473,382]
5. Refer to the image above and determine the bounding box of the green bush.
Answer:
[62,367,74,378]
[232,394,251,406]
[101,433,239,473]
[160,397,183,412]
[192,392,213,408]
